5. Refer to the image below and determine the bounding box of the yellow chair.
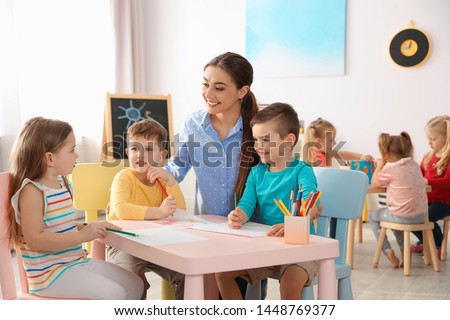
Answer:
[69,161,175,299]
[70,161,124,224]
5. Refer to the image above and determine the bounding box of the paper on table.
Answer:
[150,209,209,229]
[190,221,270,238]
[114,228,208,246]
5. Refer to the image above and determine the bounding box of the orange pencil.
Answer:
[156,178,169,197]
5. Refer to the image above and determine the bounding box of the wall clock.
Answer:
[389,21,430,68]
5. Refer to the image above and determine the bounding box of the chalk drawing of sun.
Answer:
[117,100,146,128]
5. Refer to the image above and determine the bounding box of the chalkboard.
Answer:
[103,93,173,160]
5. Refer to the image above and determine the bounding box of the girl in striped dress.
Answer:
[8,117,143,299]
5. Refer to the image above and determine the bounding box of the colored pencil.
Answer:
[156,178,169,197]
[304,191,316,215]
[83,223,139,237]
[106,228,139,237]
[311,191,322,208]
[304,191,314,210]
[274,199,290,216]
[234,192,238,209]
[296,199,301,216]
[278,199,291,216]
[306,191,322,216]
[291,201,297,216]
[288,187,294,213]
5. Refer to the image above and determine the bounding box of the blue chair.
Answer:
[245,167,368,299]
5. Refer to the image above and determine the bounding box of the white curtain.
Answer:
[110,0,146,94]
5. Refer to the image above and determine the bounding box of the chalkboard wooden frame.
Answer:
[103,93,173,160]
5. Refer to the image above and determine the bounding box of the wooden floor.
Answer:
[3,222,449,300]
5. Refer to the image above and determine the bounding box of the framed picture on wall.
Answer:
[102,93,173,161]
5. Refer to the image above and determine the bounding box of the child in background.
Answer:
[304,118,374,238]
[107,118,186,300]
[215,103,321,300]
[412,116,450,255]
[370,132,427,268]
[303,118,374,167]
[8,117,143,299]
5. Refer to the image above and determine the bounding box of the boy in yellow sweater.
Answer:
[107,118,186,299]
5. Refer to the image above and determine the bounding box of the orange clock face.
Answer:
[389,28,430,67]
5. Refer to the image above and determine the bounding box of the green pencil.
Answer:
[234,192,238,209]
[106,228,139,237]
[83,223,139,237]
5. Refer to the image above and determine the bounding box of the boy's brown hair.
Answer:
[127,118,168,150]
[250,102,300,146]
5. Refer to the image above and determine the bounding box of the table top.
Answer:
[99,215,339,276]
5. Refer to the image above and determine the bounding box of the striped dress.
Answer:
[12,178,88,293]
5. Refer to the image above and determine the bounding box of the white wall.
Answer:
[0,0,21,170]
[1,0,449,206]
[0,0,113,172]
[142,0,450,203]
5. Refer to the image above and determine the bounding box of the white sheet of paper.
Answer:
[115,228,208,246]
[190,222,270,238]
[149,209,209,229]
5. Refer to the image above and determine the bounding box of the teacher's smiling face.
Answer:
[202,66,249,117]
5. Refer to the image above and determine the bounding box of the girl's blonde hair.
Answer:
[423,115,450,176]
[8,117,73,242]
[303,118,336,166]
[378,132,414,162]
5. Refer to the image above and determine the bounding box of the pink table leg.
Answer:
[91,240,105,260]
[184,274,205,300]
[317,258,337,299]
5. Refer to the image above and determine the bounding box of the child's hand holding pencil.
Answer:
[80,221,125,241]
[308,202,323,220]
[147,167,176,188]
[227,207,248,229]
[159,195,177,218]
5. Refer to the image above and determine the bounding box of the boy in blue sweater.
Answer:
[215,103,320,300]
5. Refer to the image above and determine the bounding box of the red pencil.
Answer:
[156,178,169,197]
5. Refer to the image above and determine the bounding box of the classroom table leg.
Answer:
[317,258,337,299]
[184,274,205,300]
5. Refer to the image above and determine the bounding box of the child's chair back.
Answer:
[313,167,369,265]
[70,161,126,223]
